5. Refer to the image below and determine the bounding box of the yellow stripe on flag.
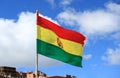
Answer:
[37,25,83,56]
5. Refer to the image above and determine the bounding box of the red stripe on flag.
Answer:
[37,15,86,45]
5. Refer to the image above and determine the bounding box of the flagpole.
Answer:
[36,10,39,78]
[36,54,38,78]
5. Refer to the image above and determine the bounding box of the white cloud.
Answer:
[106,2,120,14]
[46,0,55,8]
[60,0,73,6]
[102,45,120,65]
[57,2,120,37]
[38,55,63,67]
[83,54,92,60]
[111,32,120,40]
[0,11,62,67]
[46,0,73,8]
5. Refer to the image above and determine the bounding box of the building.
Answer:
[0,66,26,78]
[26,72,35,78]
[0,66,76,78]
[0,75,4,78]
[27,71,47,78]
[18,72,27,78]
[0,66,18,78]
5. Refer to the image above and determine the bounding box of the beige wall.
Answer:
[27,73,35,78]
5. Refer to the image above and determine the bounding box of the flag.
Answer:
[36,11,86,67]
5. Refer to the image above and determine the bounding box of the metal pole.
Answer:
[36,10,39,78]
[36,54,38,78]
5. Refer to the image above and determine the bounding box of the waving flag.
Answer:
[36,11,86,67]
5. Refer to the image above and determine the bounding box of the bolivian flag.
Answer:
[36,11,86,67]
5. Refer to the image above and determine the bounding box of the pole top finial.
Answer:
[36,10,39,16]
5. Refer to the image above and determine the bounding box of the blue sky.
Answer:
[0,0,120,78]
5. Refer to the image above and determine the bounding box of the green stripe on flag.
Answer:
[37,39,82,67]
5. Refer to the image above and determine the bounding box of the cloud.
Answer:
[111,32,120,40]
[0,11,62,67]
[83,54,92,60]
[106,2,120,14]
[60,0,73,6]
[46,0,56,8]
[57,2,120,37]
[102,45,120,65]
[46,0,73,8]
